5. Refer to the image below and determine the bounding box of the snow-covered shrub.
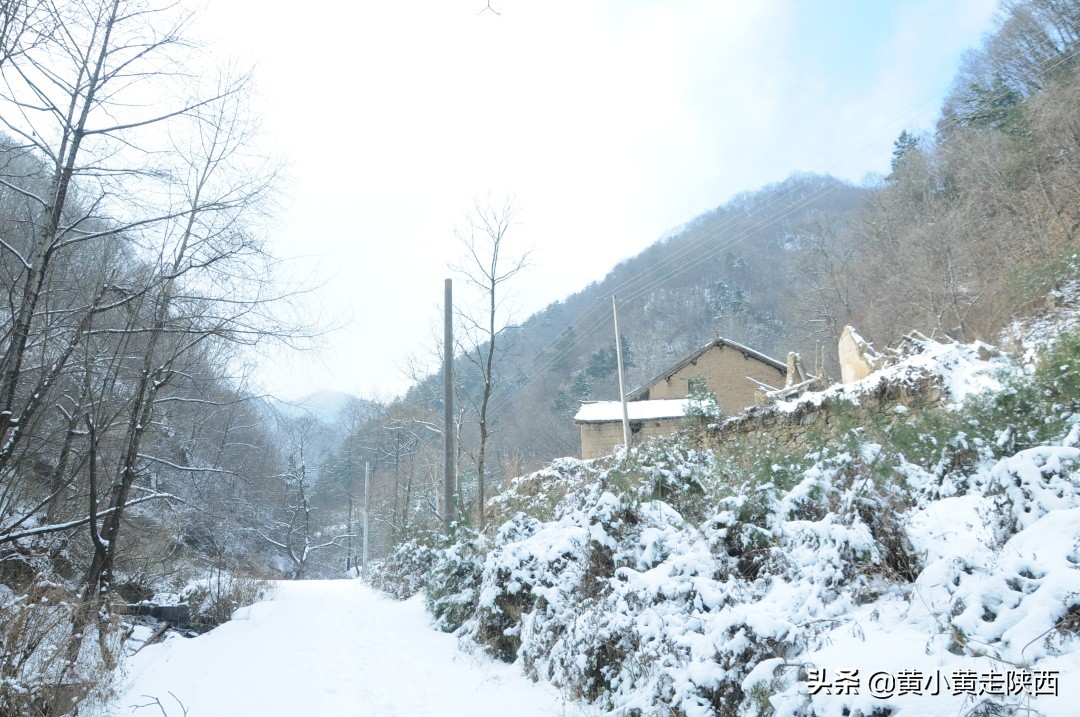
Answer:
[674,620,792,717]
[0,579,124,717]
[622,438,717,522]
[707,492,774,581]
[424,529,490,632]
[512,492,690,698]
[981,445,1080,545]
[489,456,607,525]
[465,508,593,662]
[884,408,983,496]
[704,436,904,584]
[367,537,440,599]
[684,384,722,424]
[182,570,269,633]
[967,326,1080,456]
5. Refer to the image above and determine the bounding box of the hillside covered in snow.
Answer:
[372,304,1080,716]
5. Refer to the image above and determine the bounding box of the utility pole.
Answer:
[347,495,353,573]
[362,461,370,579]
[346,455,354,573]
[613,296,631,454]
[443,279,455,534]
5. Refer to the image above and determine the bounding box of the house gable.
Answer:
[629,338,786,413]
[574,337,788,459]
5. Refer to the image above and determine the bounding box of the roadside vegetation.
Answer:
[372,325,1080,715]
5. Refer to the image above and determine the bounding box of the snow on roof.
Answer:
[574,399,689,423]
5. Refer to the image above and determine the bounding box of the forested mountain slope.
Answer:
[372,283,1080,717]
[487,173,867,463]
[0,4,346,712]
[4,0,1080,712]
[333,0,1080,556]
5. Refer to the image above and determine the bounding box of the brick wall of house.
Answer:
[640,343,786,414]
[579,417,685,459]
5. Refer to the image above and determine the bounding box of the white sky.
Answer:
[195,0,999,401]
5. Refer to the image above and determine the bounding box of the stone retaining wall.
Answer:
[689,372,946,452]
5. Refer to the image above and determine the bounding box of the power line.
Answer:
[487,36,1080,418]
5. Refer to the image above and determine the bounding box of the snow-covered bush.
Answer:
[684,384,722,425]
[966,326,1080,457]
[181,570,269,633]
[465,506,594,663]
[366,537,440,599]
[424,530,490,632]
[0,579,124,717]
[489,457,607,525]
[621,438,717,522]
[366,329,1080,716]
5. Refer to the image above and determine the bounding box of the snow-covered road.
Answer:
[111,580,585,717]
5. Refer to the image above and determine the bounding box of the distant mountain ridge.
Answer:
[408,172,868,467]
[285,390,365,424]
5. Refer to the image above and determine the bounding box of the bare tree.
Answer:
[451,197,528,530]
[0,0,196,436]
[0,0,47,67]
[254,415,346,579]
[82,79,283,592]
[0,0,299,598]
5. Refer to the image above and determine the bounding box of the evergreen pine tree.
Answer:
[888,130,920,177]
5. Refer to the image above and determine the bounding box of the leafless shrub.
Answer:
[0,578,124,716]
[184,570,269,634]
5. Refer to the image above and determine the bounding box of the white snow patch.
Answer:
[575,399,689,422]
[106,580,589,717]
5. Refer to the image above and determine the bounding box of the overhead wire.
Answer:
[488,32,1080,419]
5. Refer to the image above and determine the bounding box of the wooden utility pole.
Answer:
[362,461,370,578]
[346,456,354,573]
[347,495,354,573]
[613,296,631,453]
[443,279,455,533]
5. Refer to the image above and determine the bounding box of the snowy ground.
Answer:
[409,334,1080,716]
[105,580,591,717]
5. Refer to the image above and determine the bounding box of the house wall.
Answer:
[638,343,786,414]
[579,417,684,460]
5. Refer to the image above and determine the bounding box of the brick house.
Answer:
[574,337,787,459]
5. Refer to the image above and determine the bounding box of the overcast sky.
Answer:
[196,0,999,401]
